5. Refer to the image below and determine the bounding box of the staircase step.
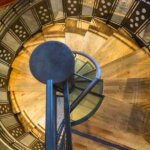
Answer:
[25,43,44,56]
[42,23,66,43]
[101,49,150,79]
[75,80,103,96]
[118,28,139,45]
[9,70,45,92]
[73,96,150,150]
[12,91,46,128]
[89,18,116,36]
[70,88,102,123]
[23,33,45,47]
[75,58,86,72]
[65,18,89,34]
[11,52,32,76]
[70,88,82,104]
[44,36,65,43]
[42,23,65,37]
[9,69,34,81]
[70,88,100,107]
[72,129,131,150]
[93,32,140,67]
[65,18,90,50]
[81,30,108,56]
[81,18,114,55]
[103,78,150,103]
[65,32,84,51]
[77,62,94,75]
[136,102,150,110]
[75,69,96,81]
[10,91,64,140]
[72,131,119,150]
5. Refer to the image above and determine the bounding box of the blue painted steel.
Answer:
[45,80,73,150]
[29,41,75,84]
[46,80,57,150]
[71,78,99,112]
[70,51,101,112]
[72,129,129,150]
[63,81,73,150]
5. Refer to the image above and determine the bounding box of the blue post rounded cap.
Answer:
[29,41,75,84]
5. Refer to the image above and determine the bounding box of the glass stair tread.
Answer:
[70,91,103,124]
[75,69,96,81]
[75,80,103,95]
[75,58,86,72]
[77,62,94,75]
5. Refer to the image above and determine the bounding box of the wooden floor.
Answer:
[8,19,150,149]
[72,133,119,150]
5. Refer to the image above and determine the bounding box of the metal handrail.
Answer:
[70,51,101,112]
[73,51,101,79]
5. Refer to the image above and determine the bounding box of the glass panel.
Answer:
[70,89,102,122]
[77,63,94,75]
[111,0,134,24]
[75,58,85,72]
[139,23,150,44]
[50,0,64,20]
[70,88,82,104]
[82,0,95,16]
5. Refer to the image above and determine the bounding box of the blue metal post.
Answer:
[63,81,73,150]
[46,80,57,150]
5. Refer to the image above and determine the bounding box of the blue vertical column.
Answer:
[63,81,72,150]
[46,80,57,150]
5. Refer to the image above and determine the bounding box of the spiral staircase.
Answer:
[0,0,150,150]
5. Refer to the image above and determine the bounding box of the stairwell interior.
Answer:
[0,0,150,150]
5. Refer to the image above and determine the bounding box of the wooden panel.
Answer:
[65,18,89,35]
[90,19,116,36]
[73,96,150,150]
[101,50,150,79]
[94,33,140,67]
[65,33,84,51]
[72,133,117,150]
[42,23,65,37]
[103,78,150,103]
[24,33,45,48]
[65,19,90,50]
[43,23,65,43]
[81,31,107,55]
